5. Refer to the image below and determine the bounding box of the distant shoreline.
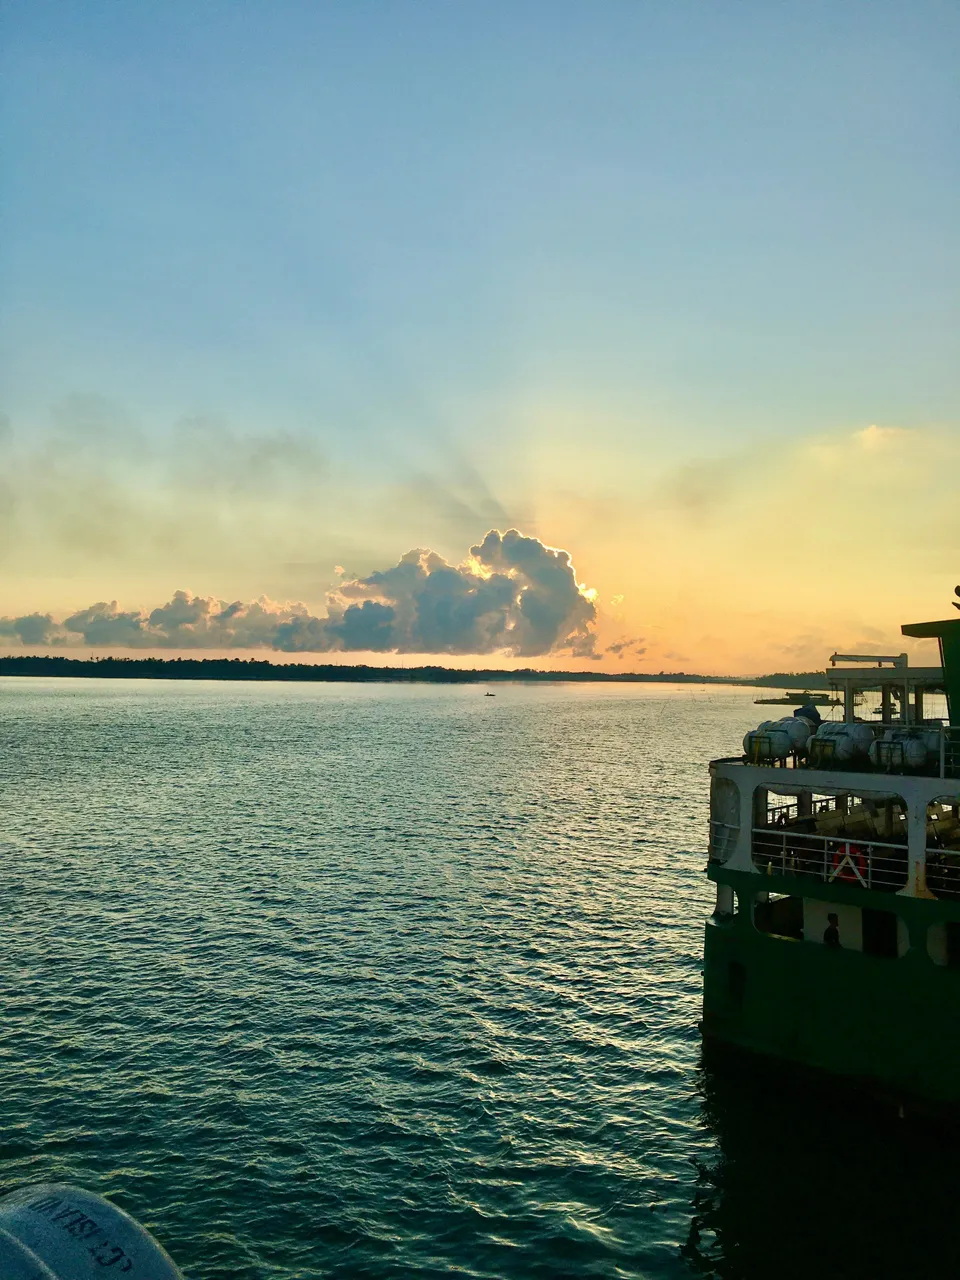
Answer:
[0,655,829,688]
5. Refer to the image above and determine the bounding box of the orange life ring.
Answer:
[831,843,867,885]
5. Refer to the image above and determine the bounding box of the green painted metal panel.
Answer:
[703,869,960,1105]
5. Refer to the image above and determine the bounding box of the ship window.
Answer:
[754,894,803,940]
[713,883,735,919]
[925,923,960,967]
[862,908,898,959]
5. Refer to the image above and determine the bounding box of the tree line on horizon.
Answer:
[0,654,830,688]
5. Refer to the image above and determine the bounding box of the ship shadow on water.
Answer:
[684,1043,960,1280]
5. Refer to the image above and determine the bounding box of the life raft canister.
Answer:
[0,1184,183,1279]
[831,842,867,885]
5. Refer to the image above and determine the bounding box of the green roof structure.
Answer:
[902,618,960,727]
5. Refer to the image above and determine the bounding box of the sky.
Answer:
[1,1,958,672]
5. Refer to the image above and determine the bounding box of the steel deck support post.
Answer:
[902,798,929,898]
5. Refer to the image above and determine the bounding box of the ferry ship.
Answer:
[703,611,960,1108]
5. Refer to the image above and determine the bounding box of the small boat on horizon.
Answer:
[754,690,838,707]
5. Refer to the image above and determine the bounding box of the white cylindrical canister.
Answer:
[0,1186,183,1280]
[743,716,814,760]
[743,727,793,760]
[812,722,874,761]
[773,716,812,753]
[869,728,932,770]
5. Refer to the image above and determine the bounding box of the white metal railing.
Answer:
[943,727,960,777]
[708,819,740,862]
[925,845,960,900]
[751,827,908,892]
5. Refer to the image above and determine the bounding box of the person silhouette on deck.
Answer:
[823,912,841,948]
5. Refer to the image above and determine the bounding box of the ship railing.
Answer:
[941,727,960,778]
[708,819,740,862]
[926,853,960,900]
[751,827,908,892]
[925,841,960,901]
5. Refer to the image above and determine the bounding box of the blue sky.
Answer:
[2,2,958,668]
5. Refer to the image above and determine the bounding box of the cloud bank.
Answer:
[0,530,599,658]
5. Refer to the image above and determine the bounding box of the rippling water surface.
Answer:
[2,678,959,1279]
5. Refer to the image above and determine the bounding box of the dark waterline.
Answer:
[0,678,956,1278]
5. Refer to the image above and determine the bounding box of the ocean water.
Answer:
[1,677,959,1280]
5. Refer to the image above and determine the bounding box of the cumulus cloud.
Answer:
[0,612,60,646]
[0,530,600,658]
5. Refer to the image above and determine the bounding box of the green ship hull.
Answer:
[703,867,960,1108]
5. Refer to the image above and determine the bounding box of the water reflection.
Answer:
[687,1046,960,1278]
